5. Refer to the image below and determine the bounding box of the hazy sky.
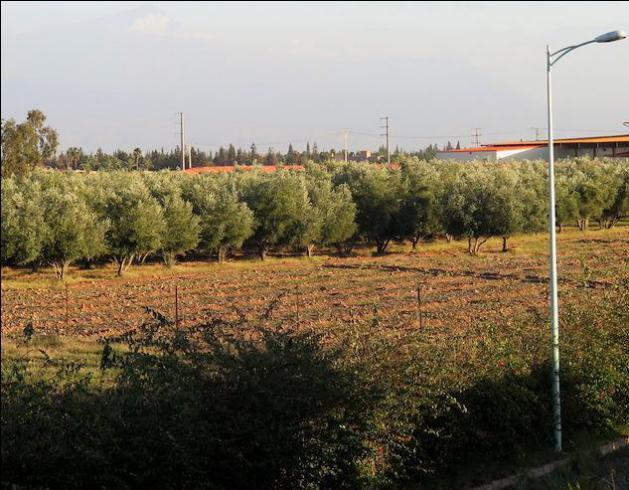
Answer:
[2,1,628,153]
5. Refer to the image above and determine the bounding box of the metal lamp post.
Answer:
[546,30,626,453]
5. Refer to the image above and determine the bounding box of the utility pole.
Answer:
[342,130,349,163]
[471,127,482,147]
[380,116,390,164]
[178,112,186,170]
[531,127,543,140]
[187,145,192,169]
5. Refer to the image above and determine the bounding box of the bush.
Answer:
[2,280,628,488]
[2,314,379,489]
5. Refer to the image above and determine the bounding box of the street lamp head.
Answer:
[594,30,627,43]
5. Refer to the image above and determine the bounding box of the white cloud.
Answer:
[128,14,170,35]
[188,31,214,42]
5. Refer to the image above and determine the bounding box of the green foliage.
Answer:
[439,165,512,254]
[104,175,165,275]
[182,175,254,261]
[341,165,403,254]
[41,185,108,279]
[398,162,442,248]
[242,170,315,259]
[1,176,48,266]
[1,109,59,178]
[2,159,627,276]
[2,315,378,489]
[159,194,201,267]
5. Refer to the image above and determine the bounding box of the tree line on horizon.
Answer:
[2,158,627,280]
[1,109,441,176]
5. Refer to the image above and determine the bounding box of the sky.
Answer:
[1,1,628,153]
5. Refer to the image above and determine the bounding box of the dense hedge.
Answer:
[2,158,627,277]
[2,281,627,488]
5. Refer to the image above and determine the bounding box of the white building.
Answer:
[437,134,629,161]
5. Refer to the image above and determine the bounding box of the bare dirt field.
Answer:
[2,227,627,340]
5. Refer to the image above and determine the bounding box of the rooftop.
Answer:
[438,133,629,153]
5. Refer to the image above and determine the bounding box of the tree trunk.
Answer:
[52,261,69,280]
[411,236,420,251]
[259,247,267,261]
[502,236,509,253]
[342,240,355,256]
[217,246,227,263]
[116,256,127,277]
[163,252,175,268]
[376,239,390,255]
[475,237,488,255]
[557,223,563,233]
[608,217,618,229]
[446,234,453,243]
[577,218,588,231]
[306,243,315,258]
[467,237,473,256]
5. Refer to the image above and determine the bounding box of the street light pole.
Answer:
[545,30,625,453]
[546,43,562,453]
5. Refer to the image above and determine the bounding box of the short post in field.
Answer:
[175,284,179,329]
[416,284,423,329]
[65,284,69,330]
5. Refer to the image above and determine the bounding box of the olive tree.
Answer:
[105,177,165,275]
[344,166,402,255]
[159,194,201,267]
[41,188,108,280]
[569,160,617,231]
[554,174,579,233]
[490,167,526,252]
[183,176,254,262]
[398,163,441,250]
[1,177,48,267]
[600,169,628,229]
[440,166,515,255]
[242,171,313,260]
[516,162,548,238]
[318,184,357,256]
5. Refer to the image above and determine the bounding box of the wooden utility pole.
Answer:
[178,113,186,170]
[380,117,390,164]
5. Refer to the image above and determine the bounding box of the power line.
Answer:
[185,126,627,153]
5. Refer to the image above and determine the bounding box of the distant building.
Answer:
[437,134,629,161]
[357,150,372,161]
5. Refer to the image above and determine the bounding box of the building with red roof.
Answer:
[437,134,629,161]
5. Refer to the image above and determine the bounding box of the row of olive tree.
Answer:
[2,158,627,278]
[331,157,627,255]
[1,169,357,278]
